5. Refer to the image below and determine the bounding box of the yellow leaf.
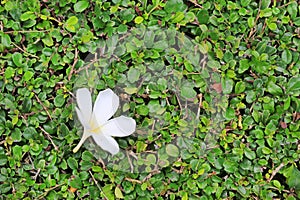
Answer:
[115,187,124,199]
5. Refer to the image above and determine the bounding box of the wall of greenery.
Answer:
[0,0,300,199]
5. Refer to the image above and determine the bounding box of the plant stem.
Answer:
[73,133,89,153]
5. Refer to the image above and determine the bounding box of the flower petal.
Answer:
[76,88,92,124]
[75,107,88,127]
[92,134,120,155]
[102,116,136,137]
[93,89,119,125]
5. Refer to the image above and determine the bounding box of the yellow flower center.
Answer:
[88,118,102,134]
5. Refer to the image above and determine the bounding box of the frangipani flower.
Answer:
[73,88,136,155]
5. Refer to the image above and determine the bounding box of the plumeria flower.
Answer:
[73,88,136,155]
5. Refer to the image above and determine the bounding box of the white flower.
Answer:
[73,88,136,155]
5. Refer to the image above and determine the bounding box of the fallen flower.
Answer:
[73,88,136,155]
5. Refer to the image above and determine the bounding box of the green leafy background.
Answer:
[0,0,300,199]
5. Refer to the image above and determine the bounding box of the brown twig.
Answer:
[0,140,5,145]
[37,184,63,199]
[97,157,106,169]
[142,169,160,182]
[267,162,285,182]
[75,53,99,74]
[247,0,262,42]
[188,0,203,8]
[34,94,52,120]
[278,1,295,8]
[39,126,58,151]
[124,177,142,184]
[68,48,78,81]
[174,93,182,112]
[4,30,50,34]
[33,168,41,181]
[0,21,3,32]
[11,41,39,59]
[88,170,108,199]
[196,93,202,119]
[126,150,134,173]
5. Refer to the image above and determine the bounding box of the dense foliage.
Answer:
[0,0,300,199]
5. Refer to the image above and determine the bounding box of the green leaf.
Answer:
[136,141,147,153]
[146,154,157,165]
[11,128,22,141]
[267,22,277,31]
[284,165,300,194]
[282,49,292,64]
[12,52,23,67]
[1,33,11,47]
[67,157,78,170]
[20,11,36,21]
[23,127,36,140]
[0,174,7,182]
[66,16,78,25]
[134,16,144,24]
[74,1,89,13]
[273,180,281,188]
[284,96,291,110]
[229,12,239,23]
[0,155,7,166]
[267,82,283,96]
[54,94,65,107]
[23,71,34,82]
[124,87,138,94]
[165,0,187,13]
[287,77,300,94]
[148,100,165,114]
[82,151,93,161]
[117,24,127,34]
[181,85,196,99]
[197,10,209,24]
[178,119,188,127]
[115,187,124,199]
[234,81,246,94]
[4,1,14,11]
[70,176,82,189]
[222,77,234,94]
[102,184,114,200]
[65,16,78,32]
[5,67,15,79]
[244,148,256,160]
[247,17,255,28]
[42,35,54,47]
[13,145,22,160]
[237,186,246,196]
[127,68,140,83]
[22,97,32,113]
[260,8,272,17]
[287,1,298,19]
[294,17,300,26]
[262,146,272,154]
[224,107,235,120]
[246,90,256,103]
[241,0,251,7]
[172,12,185,23]
[223,160,237,173]
[261,0,271,9]
[166,144,179,157]
[136,105,149,116]
[80,161,93,171]
[252,129,264,139]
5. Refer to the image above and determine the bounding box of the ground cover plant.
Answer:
[0,0,300,199]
